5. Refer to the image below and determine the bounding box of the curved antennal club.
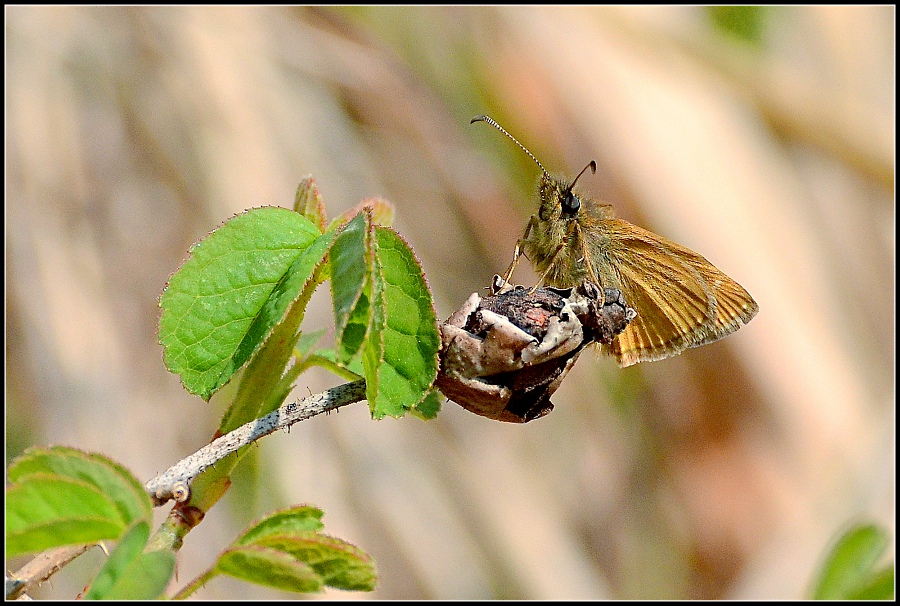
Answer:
[566,161,597,194]
[470,115,550,179]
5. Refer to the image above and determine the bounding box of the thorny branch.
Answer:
[144,379,367,506]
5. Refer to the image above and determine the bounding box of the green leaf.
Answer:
[6,476,124,556]
[330,211,373,363]
[216,545,322,593]
[6,447,151,557]
[411,389,443,420]
[812,522,894,600]
[362,227,385,411]
[294,176,328,233]
[207,506,375,595]
[236,506,326,546]
[364,226,440,419]
[294,329,327,359]
[236,229,336,368]
[217,227,337,431]
[339,289,372,363]
[252,533,377,591]
[7,446,151,527]
[159,206,329,400]
[304,347,365,382]
[847,565,894,600]
[84,522,176,600]
[706,6,770,46]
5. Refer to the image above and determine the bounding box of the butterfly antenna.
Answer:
[565,161,597,194]
[470,115,550,179]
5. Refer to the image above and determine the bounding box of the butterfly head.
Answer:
[538,161,596,222]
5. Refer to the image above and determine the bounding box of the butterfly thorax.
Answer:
[522,174,614,288]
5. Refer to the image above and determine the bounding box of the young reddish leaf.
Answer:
[294,176,328,233]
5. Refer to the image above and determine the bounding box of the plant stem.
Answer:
[144,380,367,506]
[5,544,94,600]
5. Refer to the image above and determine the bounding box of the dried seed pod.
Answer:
[436,277,634,423]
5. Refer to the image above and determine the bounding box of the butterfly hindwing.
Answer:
[590,219,757,367]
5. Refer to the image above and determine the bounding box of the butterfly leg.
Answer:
[532,265,555,291]
[502,216,536,286]
[577,228,606,306]
[531,242,569,292]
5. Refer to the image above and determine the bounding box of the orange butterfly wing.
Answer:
[586,219,758,367]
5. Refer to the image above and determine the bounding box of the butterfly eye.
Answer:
[561,192,581,216]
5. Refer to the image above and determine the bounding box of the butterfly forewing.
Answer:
[593,219,758,367]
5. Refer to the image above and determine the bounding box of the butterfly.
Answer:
[472,115,758,366]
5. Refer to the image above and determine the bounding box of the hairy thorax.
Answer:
[522,174,615,288]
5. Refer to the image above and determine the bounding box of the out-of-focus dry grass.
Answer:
[6,6,893,600]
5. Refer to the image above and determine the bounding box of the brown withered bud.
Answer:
[436,277,635,423]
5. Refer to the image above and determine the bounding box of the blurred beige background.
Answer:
[6,6,894,600]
